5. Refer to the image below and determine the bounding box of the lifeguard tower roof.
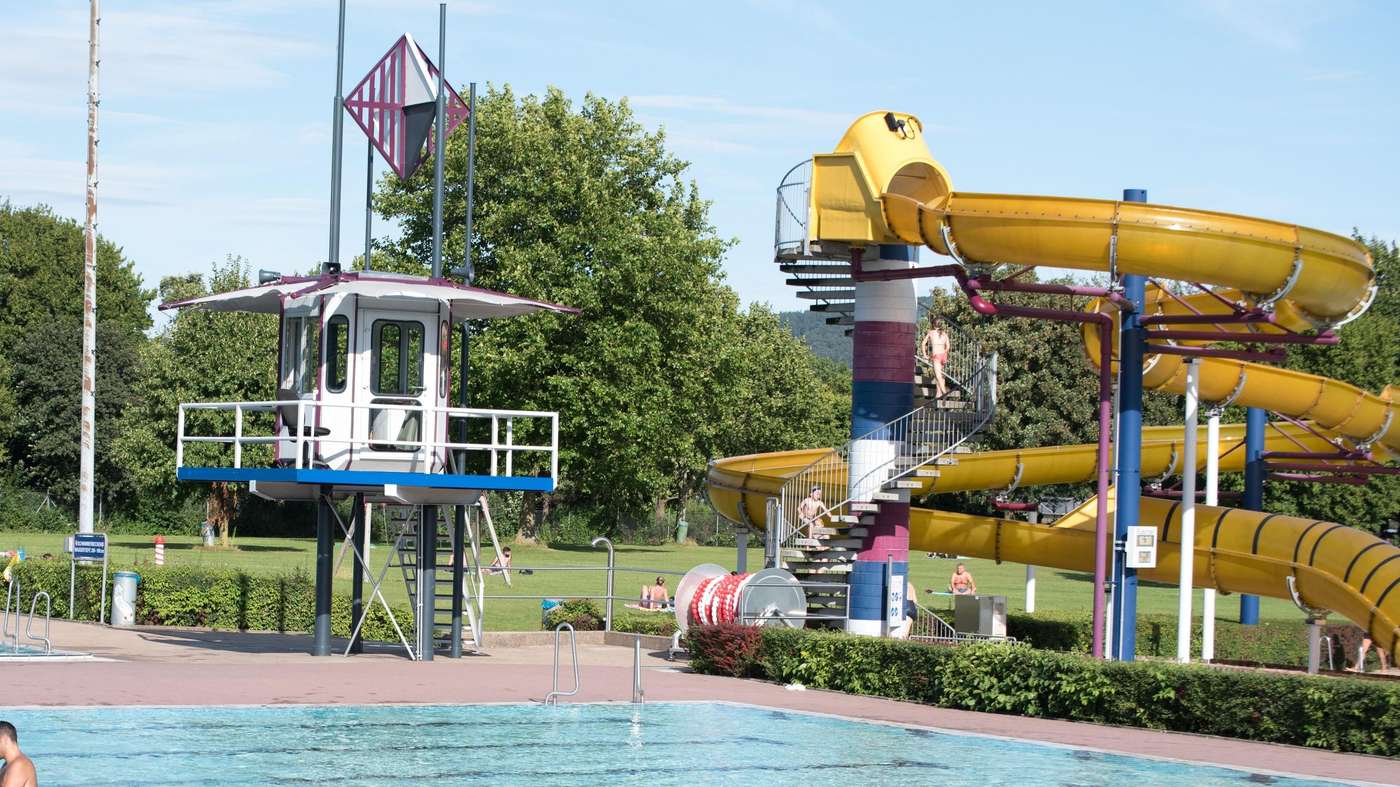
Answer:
[160,269,578,320]
[163,268,577,506]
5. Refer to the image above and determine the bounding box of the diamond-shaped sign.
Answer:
[343,34,469,181]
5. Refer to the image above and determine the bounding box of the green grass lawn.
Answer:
[1,531,1302,630]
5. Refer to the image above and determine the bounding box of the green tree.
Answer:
[0,202,152,507]
[374,86,847,534]
[111,257,280,538]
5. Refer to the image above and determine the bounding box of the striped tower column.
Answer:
[846,244,918,636]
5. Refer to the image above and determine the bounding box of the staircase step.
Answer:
[870,490,909,503]
[884,479,922,490]
[850,502,880,513]
[788,564,853,575]
[913,468,941,478]
[828,514,861,524]
[797,289,855,301]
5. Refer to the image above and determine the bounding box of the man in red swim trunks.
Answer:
[948,563,977,595]
[920,317,950,398]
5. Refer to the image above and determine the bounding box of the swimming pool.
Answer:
[2,702,1339,786]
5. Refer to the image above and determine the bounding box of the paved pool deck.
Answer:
[5,620,1396,785]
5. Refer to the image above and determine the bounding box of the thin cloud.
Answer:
[1191,0,1351,50]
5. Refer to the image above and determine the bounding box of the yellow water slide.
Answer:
[706,111,1400,651]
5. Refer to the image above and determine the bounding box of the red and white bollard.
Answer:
[154,535,165,566]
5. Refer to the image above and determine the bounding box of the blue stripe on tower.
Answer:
[847,244,917,636]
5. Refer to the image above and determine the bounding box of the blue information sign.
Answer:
[72,533,107,561]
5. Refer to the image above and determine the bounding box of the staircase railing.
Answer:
[774,320,996,556]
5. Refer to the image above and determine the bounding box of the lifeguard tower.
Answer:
[163,266,574,659]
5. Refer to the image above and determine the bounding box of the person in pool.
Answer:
[948,563,977,595]
[0,721,37,787]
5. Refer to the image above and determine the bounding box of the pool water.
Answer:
[2,702,1337,786]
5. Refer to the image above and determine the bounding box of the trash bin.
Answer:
[200,521,217,547]
[953,594,1007,637]
[675,519,689,544]
[112,571,141,627]
[540,598,562,628]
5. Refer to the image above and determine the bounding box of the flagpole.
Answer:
[78,0,101,535]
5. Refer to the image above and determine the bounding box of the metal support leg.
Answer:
[1240,406,1265,624]
[451,505,466,658]
[417,504,437,661]
[349,493,365,655]
[313,486,334,657]
[736,531,748,574]
[1111,188,1148,661]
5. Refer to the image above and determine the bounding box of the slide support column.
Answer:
[1202,410,1220,660]
[1240,406,1266,624]
[349,492,365,655]
[1176,360,1199,663]
[847,244,917,636]
[1111,187,1148,661]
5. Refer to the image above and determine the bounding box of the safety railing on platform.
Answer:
[774,322,996,557]
[908,600,1019,646]
[775,159,813,259]
[176,400,559,480]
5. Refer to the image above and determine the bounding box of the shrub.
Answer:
[684,623,763,677]
[688,625,1400,756]
[614,611,677,637]
[543,598,605,631]
[1003,610,1314,667]
[7,559,413,644]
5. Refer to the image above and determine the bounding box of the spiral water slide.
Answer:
[707,112,1400,651]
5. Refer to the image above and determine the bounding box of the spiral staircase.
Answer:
[769,160,999,624]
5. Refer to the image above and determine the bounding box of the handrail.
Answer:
[177,399,560,479]
[25,591,51,655]
[592,536,615,631]
[908,600,1020,646]
[1,578,16,652]
[544,622,580,706]
[631,634,645,704]
[775,318,996,557]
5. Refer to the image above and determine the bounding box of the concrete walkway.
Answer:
[5,620,1396,784]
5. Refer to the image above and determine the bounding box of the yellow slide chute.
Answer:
[707,111,1399,651]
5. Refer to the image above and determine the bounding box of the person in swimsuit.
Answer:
[0,721,37,787]
[639,576,671,609]
[948,563,977,595]
[797,486,828,538]
[920,317,951,398]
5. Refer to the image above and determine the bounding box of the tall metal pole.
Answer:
[363,139,374,271]
[1240,406,1266,624]
[430,2,447,279]
[327,0,347,268]
[462,82,477,282]
[417,505,437,660]
[1176,359,1199,663]
[1111,187,1148,661]
[78,0,100,535]
[1202,409,1220,661]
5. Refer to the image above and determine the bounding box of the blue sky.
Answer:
[1,0,1396,312]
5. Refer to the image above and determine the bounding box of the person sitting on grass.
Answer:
[484,546,512,576]
[0,720,37,787]
[948,563,977,595]
[627,577,672,612]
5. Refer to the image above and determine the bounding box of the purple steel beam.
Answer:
[1146,329,1339,346]
[1141,312,1274,326]
[1145,488,1244,502]
[1269,472,1371,485]
[967,276,1135,310]
[951,270,1115,659]
[1264,450,1366,461]
[1264,462,1400,475]
[1144,344,1287,363]
[993,501,1038,512]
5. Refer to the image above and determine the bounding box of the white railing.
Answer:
[176,399,560,480]
[775,322,995,557]
[908,601,1019,646]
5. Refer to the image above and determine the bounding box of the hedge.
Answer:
[543,598,678,636]
[686,625,1400,757]
[1004,610,1374,669]
[8,559,413,644]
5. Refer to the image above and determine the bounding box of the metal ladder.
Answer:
[392,506,472,654]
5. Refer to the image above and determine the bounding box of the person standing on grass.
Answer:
[920,317,951,398]
[948,563,977,595]
[0,721,37,787]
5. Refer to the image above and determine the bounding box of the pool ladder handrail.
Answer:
[632,634,644,704]
[25,591,52,655]
[2,577,18,653]
[544,622,580,706]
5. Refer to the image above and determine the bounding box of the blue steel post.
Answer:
[1110,187,1148,661]
[1239,406,1266,624]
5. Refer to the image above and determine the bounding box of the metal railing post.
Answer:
[632,634,645,703]
[233,403,243,468]
[175,405,186,468]
[592,536,615,631]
